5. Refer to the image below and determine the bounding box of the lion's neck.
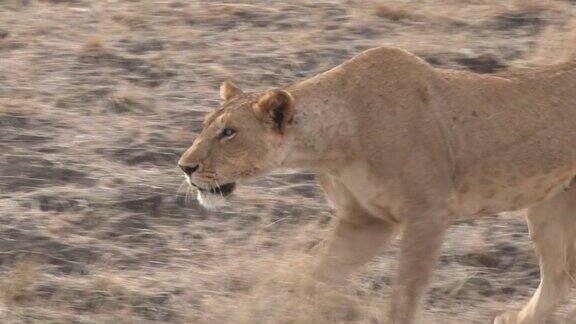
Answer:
[278,73,354,172]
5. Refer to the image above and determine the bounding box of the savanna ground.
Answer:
[1,0,576,323]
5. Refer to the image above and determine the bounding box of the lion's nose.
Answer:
[179,163,199,176]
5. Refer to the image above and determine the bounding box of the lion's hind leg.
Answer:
[495,184,576,324]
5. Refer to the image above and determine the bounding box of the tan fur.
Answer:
[179,46,576,323]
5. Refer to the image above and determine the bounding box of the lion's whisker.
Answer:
[185,186,192,207]
[214,179,225,199]
[176,179,187,197]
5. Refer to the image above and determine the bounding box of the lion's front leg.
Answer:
[310,209,400,286]
[388,210,449,324]
[309,174,401,286]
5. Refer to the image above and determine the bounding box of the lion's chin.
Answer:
[197,191,228,210]
[187,179,236,210]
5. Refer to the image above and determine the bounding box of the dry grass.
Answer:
[511,0,558,13]
[373,2,415,21]
[1,0,576,323]
[0,260,39,306]
[82,36,106,53]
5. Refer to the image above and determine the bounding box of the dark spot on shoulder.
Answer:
[416,85,430,104]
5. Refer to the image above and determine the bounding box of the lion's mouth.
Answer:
[193,182,236,197]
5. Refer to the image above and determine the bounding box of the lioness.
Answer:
[178,46,576,323]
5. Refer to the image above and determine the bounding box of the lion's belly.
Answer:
[454,169,575,217]
[333,161,576,220]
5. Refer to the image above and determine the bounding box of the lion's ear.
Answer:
[253,89,295,133]
[220,81,243,101]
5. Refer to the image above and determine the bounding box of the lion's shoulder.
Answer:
[344,46,428,69]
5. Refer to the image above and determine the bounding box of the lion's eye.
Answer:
[220,128,236,139]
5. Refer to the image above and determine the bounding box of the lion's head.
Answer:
[178,81,295,209]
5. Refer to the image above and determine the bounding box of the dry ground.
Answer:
[1,0,576,323]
